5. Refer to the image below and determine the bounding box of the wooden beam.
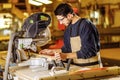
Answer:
[25,0,32,15]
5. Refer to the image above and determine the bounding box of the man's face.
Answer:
[56,15,72,26]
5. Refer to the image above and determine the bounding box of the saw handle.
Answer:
[59,60,65,68]
[66,59,72,71]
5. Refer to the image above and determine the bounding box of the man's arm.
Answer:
[55,52,77,60]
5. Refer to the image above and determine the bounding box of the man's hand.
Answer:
[55,52,67,61]
[39,49,54,56]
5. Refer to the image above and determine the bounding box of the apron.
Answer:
[70,36,103,68]
[70,19,103,68]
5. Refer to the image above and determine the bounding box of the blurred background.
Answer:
[0,0,120,77]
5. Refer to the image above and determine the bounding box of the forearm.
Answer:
[52,49,62,53]
[65,52,77,59]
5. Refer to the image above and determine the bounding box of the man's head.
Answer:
[54,3,74,26]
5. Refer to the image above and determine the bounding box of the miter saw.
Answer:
[13,12,51,62]
[4,12,53,80]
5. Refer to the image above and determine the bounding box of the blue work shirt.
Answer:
[61,18,100,59]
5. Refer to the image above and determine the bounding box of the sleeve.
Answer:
[61,28,72,53]
[76,20,100,59]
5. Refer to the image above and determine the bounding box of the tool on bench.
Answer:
[4,12,51,80]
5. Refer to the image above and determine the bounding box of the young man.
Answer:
[39,3,102,68]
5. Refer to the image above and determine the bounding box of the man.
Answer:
[39,3,102,68]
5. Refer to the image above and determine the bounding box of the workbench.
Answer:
[9,63,80,80]
[9,63,120,80]
[3,48,120,80]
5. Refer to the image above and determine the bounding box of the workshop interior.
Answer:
[0,0,120,80]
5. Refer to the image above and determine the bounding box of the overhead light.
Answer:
[2,3,12,9]
[28,0,43,6]
[34,0,52,4]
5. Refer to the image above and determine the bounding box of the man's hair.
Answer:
[54,3,73,17]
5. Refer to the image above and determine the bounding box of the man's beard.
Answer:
[64,19,72,27]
